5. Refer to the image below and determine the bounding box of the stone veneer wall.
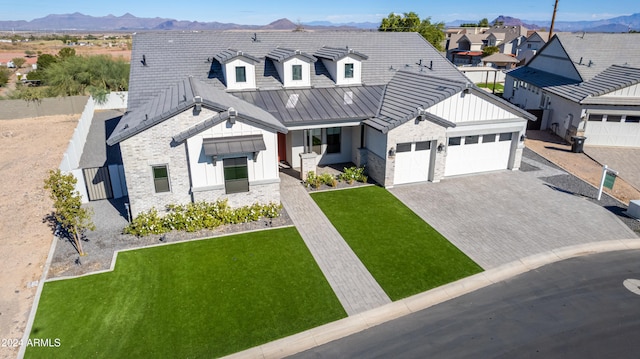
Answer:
[365,151,388,186]
[386,117,448,185]
[120,109,201,216]
[192,181,280,207]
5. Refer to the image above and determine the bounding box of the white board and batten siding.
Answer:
[428,91,525,177]
[186,120,278,189]
[426,91,518,124]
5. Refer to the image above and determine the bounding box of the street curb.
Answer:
[222,239,640,359]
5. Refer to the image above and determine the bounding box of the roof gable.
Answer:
[545,64,640,103]
[213,49,260,64]
[314,46,368,61]
[555,33,640,81]
[364,71,469,133]
[107,77,286,145]
[266,48,317,63]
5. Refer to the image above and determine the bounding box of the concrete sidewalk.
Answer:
[279,171,391,316]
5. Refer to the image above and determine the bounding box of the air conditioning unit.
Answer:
[627,200,640,220]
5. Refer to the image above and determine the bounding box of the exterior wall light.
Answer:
[437,143,445,153]
[388,147,396,158]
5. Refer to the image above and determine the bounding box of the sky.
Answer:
[0,0,637,24]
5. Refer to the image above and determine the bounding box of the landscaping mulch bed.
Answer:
[47,203,293,280]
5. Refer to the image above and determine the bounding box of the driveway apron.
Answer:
[389,169,637,270]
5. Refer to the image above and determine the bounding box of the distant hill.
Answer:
[446,13,640,32]
[2,12,639,33]
[0,13,373,31]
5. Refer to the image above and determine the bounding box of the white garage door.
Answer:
[583,115,640,147]
[394,141,432,185]
[445,133,512,177]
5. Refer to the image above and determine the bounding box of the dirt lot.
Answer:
[0,115,78,359]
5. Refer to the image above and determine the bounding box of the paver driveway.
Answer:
[389,170,637,269]
[585,146,640,191]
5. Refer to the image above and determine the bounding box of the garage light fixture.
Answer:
[437,143,445,153]
[388,147,396,158]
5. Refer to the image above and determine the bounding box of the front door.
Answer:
[277,132,287,163]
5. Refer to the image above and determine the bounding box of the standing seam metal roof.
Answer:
[107,77,286,145]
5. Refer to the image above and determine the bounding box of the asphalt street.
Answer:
[291,249,640,359]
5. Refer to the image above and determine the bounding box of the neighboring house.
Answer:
[481,53,519,69]
[516,31,549,65]
[447,25,528,66]
[504,33,640,146]
[108,31,534,216]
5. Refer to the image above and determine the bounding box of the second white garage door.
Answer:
[444,133,512,177]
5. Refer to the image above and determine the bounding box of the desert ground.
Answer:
[0,115,78,359]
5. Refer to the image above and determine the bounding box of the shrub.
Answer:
[320,173,336,186]
[123,200,283,237]
[304,171,323,189]
[339,166,367,184]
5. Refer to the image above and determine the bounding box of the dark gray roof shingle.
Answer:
[364,71,468,133]
[107,77,286,145]
[213,49,261,64]
[314,46,368,61]
[117,31,468,141]
[266,48,316,63]
[553,33,640,81]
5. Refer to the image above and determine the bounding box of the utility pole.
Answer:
[549,0,559,41]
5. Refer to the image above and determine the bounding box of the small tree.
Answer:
[0,67,10,87]
[482,46,500,57]
[25,50,36,57]
[11,57,26,69]
[57,47,76,60]
[479,18,490,27]
[44,169,95,256]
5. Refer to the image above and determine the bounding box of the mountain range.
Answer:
[0,12,638,32]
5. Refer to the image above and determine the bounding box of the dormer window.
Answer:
[213,49,259,90]
[292,65,302,81]
[266,48,316,88]
[314,46,368,86]
[236,66,247,83]
[344,63,354,79]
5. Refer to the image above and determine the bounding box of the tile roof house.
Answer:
[447,25,528,67]
[108,31,534,216]
[504,33,640,146]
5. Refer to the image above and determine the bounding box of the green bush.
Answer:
[304,171,323,189]
[124,200,283,237]
[339,166,367,184]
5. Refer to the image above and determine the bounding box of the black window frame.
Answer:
[482,134,497,143]
[396,142,412,152]
[152,165,170,193]
[465,135,479,145]
[625,115,640,123]
[588,114,603,122]
[326,127,341,154]
[235,66,247,83]
[415,141,431,151]
[499,133,513,142]
[448,137,461,146]
[292,64,302,81]
[606,115,622,123]
[223,157,249,194]
[344,63,354,79]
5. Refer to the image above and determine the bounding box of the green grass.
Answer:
[26,227,346,358]
[477,82,505,92]
[311,186,482,300]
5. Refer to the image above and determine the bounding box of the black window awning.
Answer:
[202,134,266,157]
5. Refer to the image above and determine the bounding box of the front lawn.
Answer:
[311,186,482,300]
[26,227,346,358]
